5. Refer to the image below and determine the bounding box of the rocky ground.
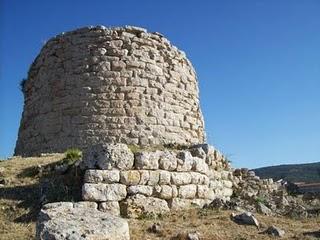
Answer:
[0,155,319,240]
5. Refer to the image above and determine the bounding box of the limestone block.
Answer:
[73,201,98,209]
[179,184,197,199]
[148,170,160,185]
[82,183,127,201]
[176,151,194,171]
[159,170,171,185]
[127,185,153,196]
[193,157,209,174]
[99,201,121,216]
[138,170,150,184]
[82,143,134,170]
[120,170,140,185]
[159,151,178,170]
[168,198,211,211]
[171,172,192,185]
[197,185,210,199]
[120,194,170,218]
[135,151,160,170]
[36,202,129,240]
[190,172,209,185]
[84,169,120,183]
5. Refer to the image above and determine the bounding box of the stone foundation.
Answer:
[81,143,233,218]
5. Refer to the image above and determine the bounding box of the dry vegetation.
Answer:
[0,156,319,240]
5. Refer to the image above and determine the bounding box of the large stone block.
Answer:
[84,169,120,183]
[120,194,170,218]
[82,183,127,201]
[36,202,129,240]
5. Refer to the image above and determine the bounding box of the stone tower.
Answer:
[15,26,206,156]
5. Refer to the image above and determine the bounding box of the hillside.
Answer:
[253,162,320,183]
[0,155,319,239]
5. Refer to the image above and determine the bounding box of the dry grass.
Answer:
[0,155,319,240]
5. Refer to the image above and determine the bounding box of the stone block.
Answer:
[82,183,127,201]
[120,170,140,185]
[120,194,169,218]
[84,169,120,183]
[179,184,197,199]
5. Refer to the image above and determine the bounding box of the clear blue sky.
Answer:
[0,0,319,168]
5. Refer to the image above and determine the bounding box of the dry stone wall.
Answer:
[81,143,234,218]
[15,25,205,156]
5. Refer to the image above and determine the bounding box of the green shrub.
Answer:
[63,148,82,165]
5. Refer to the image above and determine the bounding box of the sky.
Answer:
[0,0,319,168]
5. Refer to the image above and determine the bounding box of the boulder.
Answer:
[262,225,285,237]
[36,202,130,240]
[231,212,259,227]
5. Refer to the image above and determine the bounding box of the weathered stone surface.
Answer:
[98,201,121,216]
[179,184,197,199]
[120,194,170,218]
[159,151,178,170]
[36,202,129,240]
[135,151,160,170]
[120,170,140,185]
[15,25,205,156]
[127,185,153,196]
[176,151,194,171]
[169,198,211,210]
[82,144,134,170]
[84,169,120,183]
[82,183,127,201]
[171,172,192,185]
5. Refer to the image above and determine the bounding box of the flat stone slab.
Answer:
[36,202,130,240]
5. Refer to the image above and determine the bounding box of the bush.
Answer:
[63,148,82,165]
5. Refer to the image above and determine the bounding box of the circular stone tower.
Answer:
[15,26,206,156]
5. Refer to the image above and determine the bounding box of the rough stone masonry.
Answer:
[15,25,206,156]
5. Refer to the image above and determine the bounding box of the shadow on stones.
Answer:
[0,163,83,223]
[303,230,320,238]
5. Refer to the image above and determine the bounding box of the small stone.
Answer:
[231,212,259,227]
[187,231,200,240]
[263,225,285,237]
[256,202,272,216]
[148,223,162,234]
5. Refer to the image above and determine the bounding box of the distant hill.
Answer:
[253,162,320,183]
